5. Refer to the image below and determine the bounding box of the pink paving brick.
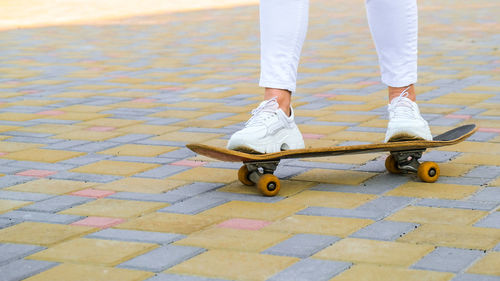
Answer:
[314,93,336,98]
[161,87,184,91]
[359,81,380,85]
[36,110,65,116]
[16,169,57,178]
[71,188,115,198]
[218,218,272,230]
[71,217,125,229]
[87,126,115,132]
[479,127,500,133]
[302,133,325,139]
[0,152,8,156]
[445,114,471,119]
[171,160,207,167]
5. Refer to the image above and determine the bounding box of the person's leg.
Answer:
[227,0,309,153]
[366,0,431,142]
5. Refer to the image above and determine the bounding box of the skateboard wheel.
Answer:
[257,174,281,197]
[418,162,440,183]
[238,165,254,186]
[385,155,401,174]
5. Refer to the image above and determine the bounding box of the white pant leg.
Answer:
[259,0,309,93]
[366,0,418,87]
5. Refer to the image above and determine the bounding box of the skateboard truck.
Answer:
[386,149,440,182]
[238,161,281,196]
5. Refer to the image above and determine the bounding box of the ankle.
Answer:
[388,85,416,102]
[264,88,292,116]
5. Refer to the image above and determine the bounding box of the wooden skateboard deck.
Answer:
[187,124,477,196]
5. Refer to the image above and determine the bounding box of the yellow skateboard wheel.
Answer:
[257,174,281,197]
[418,161,440,183]
[238,165,254,186]
[385,155,401,174]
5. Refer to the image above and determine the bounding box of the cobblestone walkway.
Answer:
[0,0,499,280]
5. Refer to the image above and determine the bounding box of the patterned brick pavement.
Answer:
[0,0,499,280]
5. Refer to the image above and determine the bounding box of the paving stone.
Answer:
[412,247,484,273]
[19,195,93,213]
[438,176,492,186]
[70,141,121,153]
[0,243,45,266]
[0,166,25,174]
[108,192,184,204]
[87,228,185,245]
[203,191,283,203]
[415,198,498,211]
[350,220,418,241]
[159,195,228,215]
[0,259,57,281]
[474,212,500,228]
[111,156,175,164]
[145,273,230,281]
[58,153,112,165]
[107,133,154,143]
[4,136,63,144]
[134,165,190,179]
[420,150,461,162]
[43,140,91,150]
[466,166,500,179]
[0,175,34,189]
[163,182,224,199]
[48,171,122,183]
[262,234,340,258]
[451,273,500,281]
[267,258,351,281]
[7,161,75,171]
[0,210,82,224]
[118,245,205,272]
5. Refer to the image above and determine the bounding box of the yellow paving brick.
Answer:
[398,224,500,250]
[152,131,223,143]
[174,119,236,129]
[79,118,143,128]
[330,264,453,281]
[115,124,180,135]
[50,92,98,98]
[358,119,388,128]
[53,130,125,141]
[386,206,488,225]
[452,153,500,166]
[1,148,84,163]
[438,141,500,154]
[0,125,20,132]
[326,131,384,142]
[264,215,373,237]
[10,100,59,106]
[166,250,299,281]
[24,263,153,281]
[46,112,111,121]
[0,112,39,121]
[217,180,315,197]
[60,198,167,218]
[467,252,500,276]
[151,110,210,119]
[201,201,304,221]
[95,178,187,194]
[69,85,115,90]
[98,144,176,157]
[438,163,476,177]
[5,179,97,195]
[282,190,376,209]
[316,114,377,123]
[16,124,86,134]
[292,169,377,185]
[70,160,160,177]
[298,125,347,135]
[168,167,237,183]
[314,238,434,266]
[0,199,31,213]
[58,105,111,113]
[386,182,480,200]
[28,238,156,266]
[419,106,457,115]
[0,142,42,152]
[0,222,95,246]
[175,227,291,252]
[115,212,223,234]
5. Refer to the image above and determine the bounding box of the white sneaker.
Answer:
[385,89,432,142]
[227,98,305,153]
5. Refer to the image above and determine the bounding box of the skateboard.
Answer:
[187,124,477,196]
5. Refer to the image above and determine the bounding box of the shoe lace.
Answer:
[390,87,416,119]
[245,98,279,127]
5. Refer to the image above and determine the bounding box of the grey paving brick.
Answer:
[313,174,409,195]
[7,161,75,171]
[146,118,184,126]
[145,274,229,281]
[412,247,483,273]
[203,191,283,203]
[0,166,25,174]
[494,242,500,251]
[286,159,354,170]
[357,196,414,217]
[0,243,45,266]
[69,141,121,153]
[19,195,93,213]
[355,157,386,173]
[429,117,463,126]
[111,156,174,164]
[159,148,196,159]
[118,245,205,272]
[347,126,385,133]
[298,206,383,220]
[87,229,185,244]
[107,134,154,143]
[452,273,500,281]
[164,182,223,198]
[465,166,500,179]
[0,175,34,189]
[468,131,498,142]
[0,131,52,138]
[58,153,111,165]
[421,150,461,162]
[4,136,62,144]
[262,234,339,258]
[273,165,309,180]
[199,112,235,120]
[438,176,491,186]
[204,161,241,169]
[0,210,82,224]
[108,192,184,204]
[43,140,91,150]
[134,165,190,179]
[0,218,17,229]
[350,220,418,241]
[474,212,500,228]
[48,171,122,183]
[415,198,498,211]
[159,195,228,214]
[0,259,57,281]
[267,258,351,281]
